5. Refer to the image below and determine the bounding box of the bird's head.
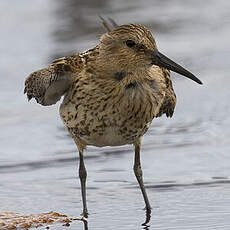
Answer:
[99,24,202,84]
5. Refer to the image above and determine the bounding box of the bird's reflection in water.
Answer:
[83,219,88,230]
[142,209,151,229]
[80,210,151,230]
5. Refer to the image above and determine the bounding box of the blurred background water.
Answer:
[1,0,230,229]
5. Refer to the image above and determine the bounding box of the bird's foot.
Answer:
[81,210,89,219]
[80,216,88,222]
[142,206,152,212]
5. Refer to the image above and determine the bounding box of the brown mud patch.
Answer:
[0,211,82,229]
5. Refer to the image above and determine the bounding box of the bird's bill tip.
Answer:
[152,50,202,85]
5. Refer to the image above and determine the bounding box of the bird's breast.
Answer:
[60,71,167,146]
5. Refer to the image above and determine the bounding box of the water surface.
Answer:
[1,0,230,229]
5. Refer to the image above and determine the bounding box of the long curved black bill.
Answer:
[152,50,202,84]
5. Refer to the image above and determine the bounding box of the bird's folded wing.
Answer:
[24,55,82,106]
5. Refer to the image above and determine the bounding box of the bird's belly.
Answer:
[60,104,153,147]
[81,126,131,147]
[72,123,151,147]
[59,77,160,147]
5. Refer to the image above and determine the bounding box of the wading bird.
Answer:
[24,19,202,223]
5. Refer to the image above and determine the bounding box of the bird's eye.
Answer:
[125,40,136,48]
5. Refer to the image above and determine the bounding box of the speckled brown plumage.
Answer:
[24,21,201,220]
[24,55,84,105]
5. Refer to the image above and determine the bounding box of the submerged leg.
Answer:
[133,140,151,224]
[79,150,88,218]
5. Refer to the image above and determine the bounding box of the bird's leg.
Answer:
[78,150,88,218]
[133,141,151,223]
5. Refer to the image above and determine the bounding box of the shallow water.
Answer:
[1,0,230,229]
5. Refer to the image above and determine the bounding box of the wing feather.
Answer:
[156,69,176,117]
[24,55,83,106]
[99,16,118,32]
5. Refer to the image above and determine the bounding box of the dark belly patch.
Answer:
[125,81,137,89]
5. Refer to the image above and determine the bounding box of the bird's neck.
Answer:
[94,61,151,82]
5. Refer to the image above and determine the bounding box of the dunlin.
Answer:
[24,19,202,221]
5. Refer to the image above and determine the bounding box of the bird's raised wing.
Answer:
[99,16,118,32]
[24,55,83,106]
